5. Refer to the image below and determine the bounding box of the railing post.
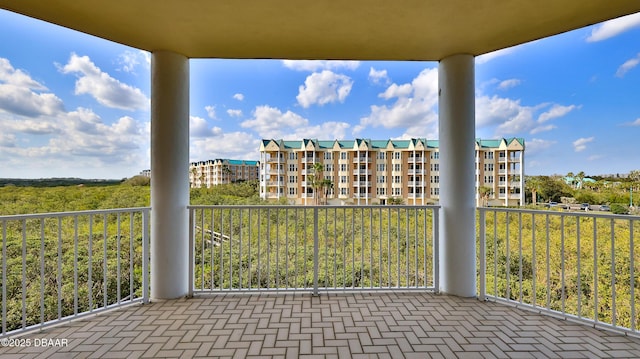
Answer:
[188,208,194,298]
[433,206,439,294]
[478,208,486,301]
[313,207,319,296]
[142,209,150,304]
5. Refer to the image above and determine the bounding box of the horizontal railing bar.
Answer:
[478,206,638,220]
[0,207,151,221]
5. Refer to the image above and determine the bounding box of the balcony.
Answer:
[2,206,640,357]
[353,169,371,175]
[352,157,371,163]
[407,157,424,163]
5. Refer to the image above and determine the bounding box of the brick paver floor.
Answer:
[1,292,639,358]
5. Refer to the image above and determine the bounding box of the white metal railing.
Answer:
[0,208,150,338]
[189,205,439,295]
[478,207,639,337]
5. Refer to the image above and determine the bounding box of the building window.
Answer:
[393,176,401,184]
[431,163,439,171]
[288,175,296,183]
[340,152,347,160]
[289,152,297,160]
[325,164,333,172]
[377,152,386,160]
[377,188,386,195]
[377,176,386,183]
[393,164,401,172]
[393,188,401,196]
[377,164,386,171]
[289,164,296,171]
[324,152,332,160]
[484,176,494,183]
[430,152,439,160]
[484,163,494,171]
[430,188,439,196]
[340,164,347,171]
[484,152,494,159]
[430,176,439,183]
[340,176,347,183]
[393,151,401,160]
[340,188,348,195]
[289,187,296,195]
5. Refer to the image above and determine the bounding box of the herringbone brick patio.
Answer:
[1,292,639,358]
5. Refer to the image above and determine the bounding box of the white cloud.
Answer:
[476,95,578,136]
[205,105,216,119]
[240,105,351,140]
[282,60,360,72]
[61,53,149,111]
[379,83,412,99]
[616,53,640,77]
[233,93,244,101]
[538,104,579,123]
[498,79,521,90]
[0,58,64,118]
[227,109,243,117]
[368,67,390,85]
[0,133,16,147]
[355,68,439,138]
[191,131,260,162]
[116,50,150,73]
[241,105,309,138]
[190,116,222,138]
[0,58,48,90]
[573,137,594,152]
[588,155,604,161]
[530,124,556,134]
[586,12,640,42]
[623,118,640,126]
[476,47,515,64]
[526,138,556,155]
[0,84,64,117]
[296,70,353,108]
[285,121,350,141]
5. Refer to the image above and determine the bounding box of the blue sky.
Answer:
[0,10,639,179]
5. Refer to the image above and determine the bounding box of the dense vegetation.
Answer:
[525,171,640,215]
[1,174,639,333]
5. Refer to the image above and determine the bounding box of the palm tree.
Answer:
[478,185,492,207]
[526,176,542,205]
[321,179,333,205]
[222,164,232,184]
[309,162,324,205]
[576,171,585,189]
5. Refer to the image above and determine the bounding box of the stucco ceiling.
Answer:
[1,1,639,60]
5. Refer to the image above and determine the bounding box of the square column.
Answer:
[438,54,476,297]
[150,51,190,299]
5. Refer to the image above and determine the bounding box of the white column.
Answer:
[438,54,476,297]
[150,51,189,299]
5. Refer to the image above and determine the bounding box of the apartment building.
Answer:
[259,138,524,206]
[189,159,259,188]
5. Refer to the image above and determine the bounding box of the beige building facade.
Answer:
[260,138,524,206]
[189,159,259,188]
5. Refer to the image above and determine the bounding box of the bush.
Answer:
[610,203,629,215]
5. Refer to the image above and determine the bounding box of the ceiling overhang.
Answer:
[1,1,639,60]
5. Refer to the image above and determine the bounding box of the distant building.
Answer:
[189,159,259,188]
[139,169,151,178]
[259,138,525,206]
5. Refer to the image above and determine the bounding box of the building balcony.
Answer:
[352,181,371,187]
[2,206,640,357]
[353,169,371,175]
[352,157,371,163]
[407,157,424,163]
[407,181,425,186]
[407,169,425,175]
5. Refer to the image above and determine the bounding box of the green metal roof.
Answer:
[262,138,524,150]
